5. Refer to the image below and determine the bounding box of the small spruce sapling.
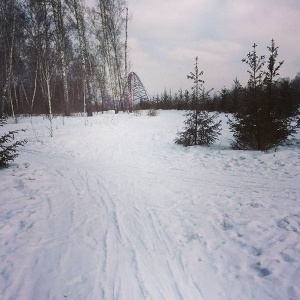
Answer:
[175,57,221,146]
[0,116,27,168]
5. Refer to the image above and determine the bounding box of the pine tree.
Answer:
[0,116,27,168]
[175,57,221,146]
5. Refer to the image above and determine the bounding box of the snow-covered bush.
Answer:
[147,109,158,117]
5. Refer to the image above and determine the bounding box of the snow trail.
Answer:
[1,111,299,299]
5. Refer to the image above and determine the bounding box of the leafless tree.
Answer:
[0,0,17,120]
[51,0,70,115]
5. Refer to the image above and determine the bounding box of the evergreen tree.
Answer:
[0,116,27,168]
[264,39,284,92]
[219,87,229,112]
[291,72,300,126]
[228,78,243,113]
[228,40,298,151]
[175,57,221,146]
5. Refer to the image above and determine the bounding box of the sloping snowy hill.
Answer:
[1,110,299,300]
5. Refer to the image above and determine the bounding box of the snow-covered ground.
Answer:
[1,110,299,300]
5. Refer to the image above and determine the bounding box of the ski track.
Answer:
[1,111,300,299]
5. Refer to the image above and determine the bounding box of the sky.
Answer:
[87,0,300,96]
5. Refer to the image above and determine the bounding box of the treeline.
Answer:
[140,73,300,113]
[0,0,129,120]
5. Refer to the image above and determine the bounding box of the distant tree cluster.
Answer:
[0,0,129,122]
[141,72,300,115]
[139,89,212,111]
[172,40,299,150]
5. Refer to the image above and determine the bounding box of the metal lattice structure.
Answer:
[128,72,150,108]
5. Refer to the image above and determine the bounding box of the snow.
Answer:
[1,110,300,300]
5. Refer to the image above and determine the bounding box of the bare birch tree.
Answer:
[97,0,127,113]
[32,0,57,136]
[70,0,92,117]
[51,0,70,115]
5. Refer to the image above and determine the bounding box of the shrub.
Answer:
[147,109,158,117]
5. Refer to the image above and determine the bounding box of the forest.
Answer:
[0,0,129,119]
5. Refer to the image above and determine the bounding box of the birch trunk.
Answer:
[46,75,53,137]
[72,0,91,116]
[30,61,39,114]
[51,0,70,115]
[98,0,120,113]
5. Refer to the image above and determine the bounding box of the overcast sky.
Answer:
[87,0,300,96]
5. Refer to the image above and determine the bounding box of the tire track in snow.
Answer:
[99,171,207,299]
[7,116,259,299]
[17,137,226,299]
[78,156,211,299]
[80,164,188,299]
[94,179,150,299]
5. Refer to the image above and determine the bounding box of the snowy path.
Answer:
[1,111,300,299]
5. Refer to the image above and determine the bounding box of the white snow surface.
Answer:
[1,110,300,300]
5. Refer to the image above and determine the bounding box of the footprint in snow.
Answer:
[250,247,263,257]
[277,215,300,234]
[251,262,271,278]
